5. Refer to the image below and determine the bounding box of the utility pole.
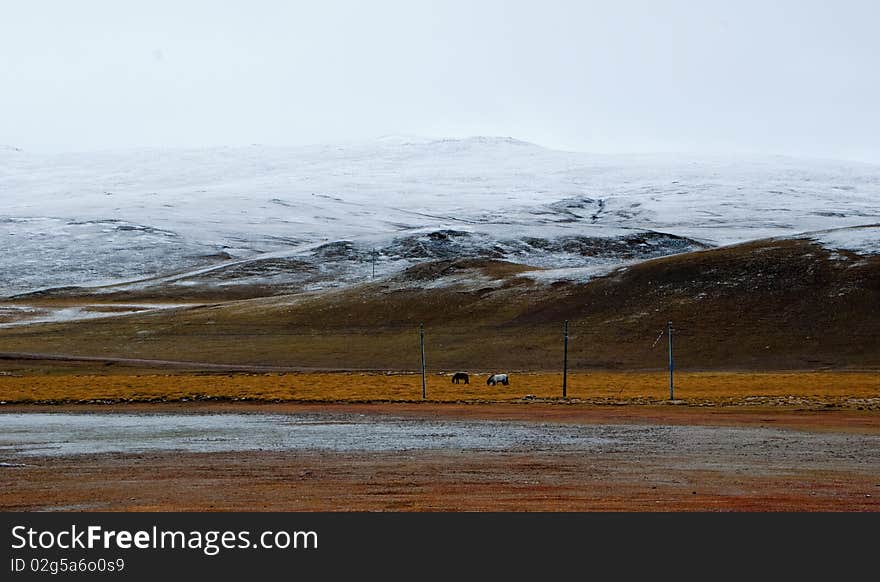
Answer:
[562,320,569,398]
[667,320,674,400]
[419,323,427,400]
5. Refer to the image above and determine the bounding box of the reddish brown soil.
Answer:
[2,403,878,512]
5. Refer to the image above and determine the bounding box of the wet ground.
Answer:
[1,404,878,511]
[0,411,616,456]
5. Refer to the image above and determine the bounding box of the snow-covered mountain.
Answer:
[2,136,879,298]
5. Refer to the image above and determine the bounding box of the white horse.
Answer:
[486,373,509,386]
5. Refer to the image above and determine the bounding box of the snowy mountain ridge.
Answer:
[1,137,879,298]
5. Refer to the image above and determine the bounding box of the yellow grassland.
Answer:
[1,371,878,405]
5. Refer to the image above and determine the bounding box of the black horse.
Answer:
[451,372,469,384]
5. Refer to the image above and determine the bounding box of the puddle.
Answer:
[2,413,877,472]
[0,412,616,456]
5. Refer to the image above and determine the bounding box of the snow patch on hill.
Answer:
[809,225,880,256]
[2,137,879,297]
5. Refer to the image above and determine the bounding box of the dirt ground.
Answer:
[2,402,878,512]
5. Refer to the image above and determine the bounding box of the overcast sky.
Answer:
[2,0,879,161]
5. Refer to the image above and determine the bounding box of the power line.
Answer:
[562,319,569,398]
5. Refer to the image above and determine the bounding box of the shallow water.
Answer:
[0,412,615,456]
[1,412,878,474]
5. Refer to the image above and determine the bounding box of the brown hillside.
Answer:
[0,238,878,371]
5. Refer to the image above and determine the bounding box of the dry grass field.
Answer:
[3,368,878,512]
[1,370,878,407]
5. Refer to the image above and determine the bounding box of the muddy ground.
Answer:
[2,403,878,511]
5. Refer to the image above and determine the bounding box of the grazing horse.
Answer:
[486,373,509,386]
[451,372,469,384]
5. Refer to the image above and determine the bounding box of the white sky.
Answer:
[2,0,879,161]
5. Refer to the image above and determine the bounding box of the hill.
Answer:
[2,229,878,371]
[2,138,879,298]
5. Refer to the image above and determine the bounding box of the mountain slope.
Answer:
[2,229,878,371]
[3,138,879,297]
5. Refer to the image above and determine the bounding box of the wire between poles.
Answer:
[651,329,664,349]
